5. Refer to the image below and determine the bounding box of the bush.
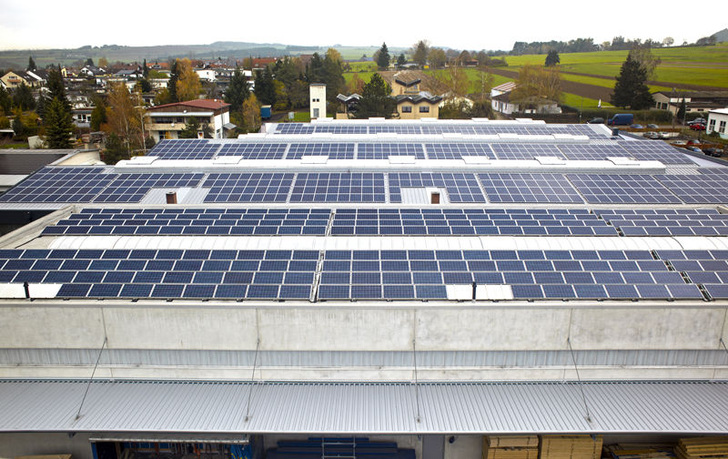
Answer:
[561,108,674,124]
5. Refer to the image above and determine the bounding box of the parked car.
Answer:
[586,117,604,124]
[686,146,702,152]
[608,114,634,126]
[702,148,723,157]
[687,139,702,146]
[630,124,644,129]
[688,118,706,126]
[671,140,688,147]
[690,123,706,131]
[646,124,659,129]
[658,132,671,139]
[643,131,660,139]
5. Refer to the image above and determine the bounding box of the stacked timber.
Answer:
[605,443,676,459]
[675,437,728,459]
[540,435,604,459]
[483,436,539,459]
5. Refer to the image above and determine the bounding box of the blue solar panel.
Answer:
[286,143,355,160]
[567,174,682,204]
[491,144,564,160]
[94,173,204,203]
[290,173,386,203]
[425,143,492,160]
[358,143,425,159]
[217,142,287,159]
[557,144,630,161]
[203,173,294,203]
[0,167,115,203]
[147,139,220,160]
[479,173,583,203]
[657,169,728,204]
[389,173,485,203]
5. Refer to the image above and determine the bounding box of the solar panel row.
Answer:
[2,249,723,301]
[145,139,693,164]
[4,168,728,205]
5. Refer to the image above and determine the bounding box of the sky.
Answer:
[1,0,726,52]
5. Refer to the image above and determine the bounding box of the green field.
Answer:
[503,44,728,88]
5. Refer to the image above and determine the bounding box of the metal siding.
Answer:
[0,380,726,434]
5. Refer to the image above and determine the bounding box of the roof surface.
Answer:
[148,99,231,112]
[0,380,725,434]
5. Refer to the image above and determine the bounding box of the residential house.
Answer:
[491,82,561,115]
[335,93,361,119]
[145,99,232,142]
[395,92,442,119]
[653,90,728,116]
[707,108,728,139]
[79,65,106,78]
[1,71,28,90]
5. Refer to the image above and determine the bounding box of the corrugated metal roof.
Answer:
[0,380,726,434]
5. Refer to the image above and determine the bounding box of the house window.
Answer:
[419,106,430,113]
[709,119,716,131]
[401,106,412,113]
[720,121,726,133]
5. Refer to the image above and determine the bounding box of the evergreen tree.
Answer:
[376,43,391,69]
[142,59,149,78]
[168,59,179,103]
[397,54,406,68]
[0,86,11,114]
[677,98,687,123]
[46,65,71,113]
[225,67,250,112]
[412,40,429,68]
[254,66,276,106]
[545,50,560,67]
[178,117,202,139]
[90,98,108,131]
[610,54,654,110]
[85,58,94,67]
[27,56,36,71]
[44,97,74,148]
[12,84,35,111]
[355,73,396,119]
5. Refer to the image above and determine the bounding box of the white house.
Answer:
[145,99,232,142]
[707,108,728,139]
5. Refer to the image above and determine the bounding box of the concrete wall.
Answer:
[310,85,326,120]
[1,303,726,380]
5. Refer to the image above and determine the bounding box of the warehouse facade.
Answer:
[0,118,726,458]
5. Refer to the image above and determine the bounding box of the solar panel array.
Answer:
[93,173,204,203]
[203,173,294,203]
[4,248,724,301]
[148,139,220,160]
[274,123,605,138]
[389,173,486,203]
[656,169,728,204]
[42,208,331,236]
[142,138,696,164]
[479,174,583,203]
[567,174,682,204]
[0,167,115,203]
[596,209,728,236]
[290,173,386,203]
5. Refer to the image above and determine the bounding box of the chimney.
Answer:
[166,192,177,204]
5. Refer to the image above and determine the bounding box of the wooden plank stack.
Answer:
[540,435,604,459]
[483,436,540,459]
[675,437,728,459]
[605,443,675,459]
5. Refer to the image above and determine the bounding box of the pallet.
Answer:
[540,435,603,459]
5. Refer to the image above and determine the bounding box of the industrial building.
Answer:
[0,118,726,459]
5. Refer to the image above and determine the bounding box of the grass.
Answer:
[561,93,613,109]
[0,142,28,149]
[347,61,377,72]
[293,111,310,122]
[503,44,728,88]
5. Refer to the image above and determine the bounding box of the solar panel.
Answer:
[358,143,425,159]
[146,139,220,160]
[566,174,682,204]
[0,167,115,203]
[425,143,493,160]
[619,141,696,165]
[203,173,294,203]
[275,123,314,134]
[657,169,728,204]
[286,143,355,160]
[491,144,565,160]
[557,144,630,161]
[389,173,485,203]
[314,125,368,135]
[217,142,287,159]
[479,173,583,203]
[93,173,205,203]
[290,173,386,203]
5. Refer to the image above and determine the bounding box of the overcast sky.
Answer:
[1,0,725,52]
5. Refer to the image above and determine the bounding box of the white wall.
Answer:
[310,85,326,119]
